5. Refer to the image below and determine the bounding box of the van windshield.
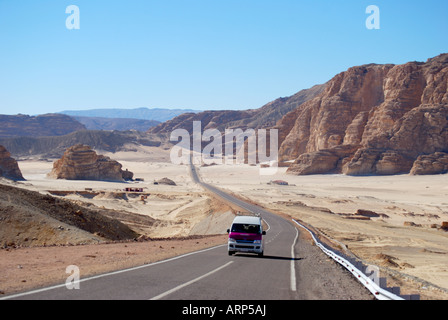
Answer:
[231,223,262,234]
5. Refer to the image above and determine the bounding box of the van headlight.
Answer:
[253,240,261,244]
[229,238,236,243]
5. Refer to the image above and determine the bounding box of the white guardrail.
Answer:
[292,219,416,301]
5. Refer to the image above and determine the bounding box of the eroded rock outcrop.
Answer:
[279,53,448,175]
[410,152,448,175]
[288,145,359,175]
[0,145,24,181]
[49,144,133,181]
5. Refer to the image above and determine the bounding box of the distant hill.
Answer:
[0,114,86,138]
[148,84,326,134]
[0,130,169,159]
[73,116,160,132]
[60,107,200,123]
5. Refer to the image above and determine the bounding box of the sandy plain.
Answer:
[15,147,236,238]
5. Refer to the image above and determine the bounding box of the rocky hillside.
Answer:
[278,53,448,176]
[0,145,24,181]
[0,114,86,138]
[48,144,134,181]
[148,84,325,134]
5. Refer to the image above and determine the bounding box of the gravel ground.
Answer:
[294,230,374,300]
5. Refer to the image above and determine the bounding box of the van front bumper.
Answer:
[228,242,263,253]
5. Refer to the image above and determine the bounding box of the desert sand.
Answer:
[16,149,235,238]
[2,148,448,299]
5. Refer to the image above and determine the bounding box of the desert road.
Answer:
[4,163,372,301]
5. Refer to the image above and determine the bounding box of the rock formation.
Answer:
[0,145,24,181]
[156,177,176,186]
[48,144,133,181]
[278,53,448,175]
[410,152,448,175]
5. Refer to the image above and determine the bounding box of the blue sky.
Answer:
[0,0,447,115]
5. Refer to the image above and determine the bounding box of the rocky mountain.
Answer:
[0,114,86,138]
[148,84,325,134]
[48,144,134,181]
[278,53,448,175]
[0,145,24,181]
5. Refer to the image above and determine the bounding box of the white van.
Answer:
[227,216,266,257]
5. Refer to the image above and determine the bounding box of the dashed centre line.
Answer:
[149,261,234,300]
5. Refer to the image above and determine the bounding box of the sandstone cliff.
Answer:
[0,145,24,181]
[279,53,448,175]
[49,144,133,181]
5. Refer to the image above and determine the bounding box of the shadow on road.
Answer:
[233,254,303,261]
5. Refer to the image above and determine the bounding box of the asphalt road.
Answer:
[5,162,373,301]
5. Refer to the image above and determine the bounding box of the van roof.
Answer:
[232,215,261,225]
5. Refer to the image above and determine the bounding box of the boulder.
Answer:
[156,177,176,186]
[356,209,381,218]
[122,169,134,181]
[0,145,24,181]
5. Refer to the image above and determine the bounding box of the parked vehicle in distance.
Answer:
[227,215,266,257]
